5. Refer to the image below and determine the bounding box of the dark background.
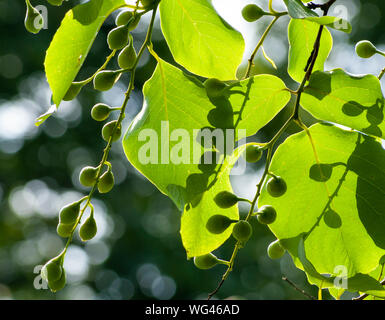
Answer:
[0,0,383,300]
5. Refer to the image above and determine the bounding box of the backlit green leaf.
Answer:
[259,124,385,295]
[123,58,289,256]
[45,0,125,109]
[306,16,352,33]
[288,19,333,83]
[302,69,385,139]
[159,0,245,80]
[283,0,318,19]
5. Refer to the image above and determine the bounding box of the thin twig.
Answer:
[352,279,385,300]
[244,13,287,79]
[282,276,317,300]
[379,67,385,80]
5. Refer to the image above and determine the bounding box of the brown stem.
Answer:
[352,279,385,300]
[282,276,317,300]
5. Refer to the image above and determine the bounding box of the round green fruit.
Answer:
[206,215,235,234]
[128,15,141,31]
[63,82,84,101]
[25,0,44,34]
[107,26,129,50]
[47,0,63,6]
[232,220,252,243]
[91,103,112,121]
[118,44,137,70]
[79,166,98,187]
[56,223,75,238]
[355,40,377,59]
[48,269,66,292]
[267,176,287,197]
[79,216,97,241]
[214,191,239,208]
[256,205,276,225]
[193,253,219,270]
[141,0,156,7]
[245,144,263,163]
[98,170,114,194]
[203,78,227,98]
[242,4,265,22]
[267,240,285,259]
[93,70,120,91]
[115,10,133,26]
[102,120,122,142]
[59,201,80,224]
[41,255,63,283]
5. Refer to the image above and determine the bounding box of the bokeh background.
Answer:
[0,0,384,300]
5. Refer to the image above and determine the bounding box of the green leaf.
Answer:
[283,0,318,19]
[259,124,385,294]
[297,236,385,298]
[288,19,333,83]
[302,69,385,139]
[284,0,351,32]
[35,104,57,127]
[159,0,244,80]
[181,146,245,258]
[123,58,289,256]
[306,16,352,33]
[44,0,125,109]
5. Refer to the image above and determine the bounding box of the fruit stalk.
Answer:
[61,4,159,256]
[244,12,287,79]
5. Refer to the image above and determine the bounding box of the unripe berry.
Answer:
[91,103,113,121]
[107,26,129,50]
[102,120,122,142]
[367,105,384,125]
[214,191,239,208]
[194,253,219,270]
[256,205,276,225]
[115,10,133,26]
[41,254,63,283]
[242,4,265,22]
[48,269,66,292]
[79,216,97,241]
[355,40,377,59]
[206,215,235,234]
[63,82,84,101]
[267,239,285,259]
[59,201,80,224]
[47,0,64,6]
[128,15,141,31]
[141,0,156,7]
[98,169,114,194]
[267,176,287,197]
[56,223,75,238]
[25,0,44,34]
[93,70,120,91]
[207,107,233,129]
[245,144,263,163]
[203,78,227,98]
[232,220,252,243]
[79,166,98,187]
[118,43,137,70]
[309,163,333,182]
